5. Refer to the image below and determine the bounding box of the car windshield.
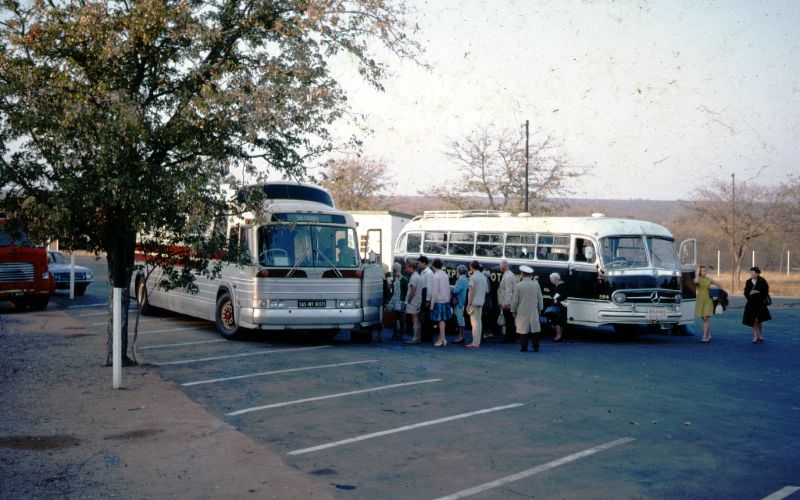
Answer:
[257,224,359,268]
[0,227,32,247]
[600,236,649,269]
[647,236,677,268]
[49,252,68,264]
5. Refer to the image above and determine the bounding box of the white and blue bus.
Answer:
[133,182,384,340]
[393,211,697,332]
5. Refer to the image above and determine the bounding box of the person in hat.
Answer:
[743,266,771,343]
[511,265,544,352]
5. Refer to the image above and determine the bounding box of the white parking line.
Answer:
[227,378,439,416]
[157,345,330,366]
[185,359,379,387]
[763,486,800,500]
[287,403,524,456]
[68,303,109,309]
[433,437,636,500]
[90,318,207,327]
[138,339,228,351]
[79,311,113,317]
[139,326,213,335]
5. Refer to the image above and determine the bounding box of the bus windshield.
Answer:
[646,236,677,268]
[600,236,649,269]
[257,224,359,268]
[601,236,677,269]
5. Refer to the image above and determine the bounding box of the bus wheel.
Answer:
[136,279,154,315]
[216,290,241,339]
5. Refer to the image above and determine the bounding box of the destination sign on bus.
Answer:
[271,213,347,224]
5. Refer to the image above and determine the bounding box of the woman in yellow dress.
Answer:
[694,265,720,343]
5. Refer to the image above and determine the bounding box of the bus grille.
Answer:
[623,290,681,304]
[0,263,35,283]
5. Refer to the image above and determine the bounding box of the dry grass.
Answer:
[712,272,800,297]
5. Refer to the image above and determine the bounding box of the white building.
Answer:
[350,211,414,271]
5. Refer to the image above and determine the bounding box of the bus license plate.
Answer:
[647,308,668,321]
[298,300,326,308]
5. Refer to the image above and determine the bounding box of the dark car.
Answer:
[48,251,94,296]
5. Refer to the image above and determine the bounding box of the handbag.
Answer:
[543,304,561,317]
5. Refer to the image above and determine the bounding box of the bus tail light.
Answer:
[355,270,362,278]
[256,270,269,278]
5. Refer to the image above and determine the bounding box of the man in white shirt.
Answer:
[466,260,489,348]
[497,259,517,344]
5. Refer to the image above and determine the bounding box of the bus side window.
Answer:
[423,231,447,255]
[406,232,422,253]
[574,238,596,263]
[476,233,503,258]
[505,234,536,260]
[448,232,475,256]
[538,234,570,261]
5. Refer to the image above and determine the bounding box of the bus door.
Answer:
[361,263,384,327]
[677,238,697,308]
[568,237,600,324]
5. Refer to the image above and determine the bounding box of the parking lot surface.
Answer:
[18,256,800,498]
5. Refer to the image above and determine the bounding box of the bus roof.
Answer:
[401,212,673,239]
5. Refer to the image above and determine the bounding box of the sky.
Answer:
[321,0,800,200]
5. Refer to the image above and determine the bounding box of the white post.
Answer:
[752,250,755,268]
[69,252,76,300]
[716,250,721,278]
[789,250,792,276]
[113,287,123,389]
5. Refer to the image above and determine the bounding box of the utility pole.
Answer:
[731,173,736,291]
[524,119,530,213]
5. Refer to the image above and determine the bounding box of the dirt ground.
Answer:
[0,307,331,499]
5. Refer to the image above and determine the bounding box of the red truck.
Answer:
[0,220,54,311]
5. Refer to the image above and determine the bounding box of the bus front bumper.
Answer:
[241,307,364,330]
[597,304,684,325]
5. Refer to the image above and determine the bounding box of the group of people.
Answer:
[694,265,772,343]
[385,257,566,352]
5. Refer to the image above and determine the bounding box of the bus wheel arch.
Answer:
[215,288,241,339]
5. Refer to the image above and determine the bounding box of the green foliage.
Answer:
[0,0,420,275]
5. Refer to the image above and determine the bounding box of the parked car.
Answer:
[48,251,94,296]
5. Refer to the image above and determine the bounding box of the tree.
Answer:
[318,158,395,210]
[0,0,420,364]
[422,124,582,214]
[689,178,775,290]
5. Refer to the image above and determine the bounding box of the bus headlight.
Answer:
[612,292,626,304]
[41,272,49,280]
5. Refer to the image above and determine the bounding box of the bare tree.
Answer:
[319,158,395,210]
[689,178,776,290]
[422,124,582,214]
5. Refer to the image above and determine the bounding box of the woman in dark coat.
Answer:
[743,266,771,343]
[549,272,568,341]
